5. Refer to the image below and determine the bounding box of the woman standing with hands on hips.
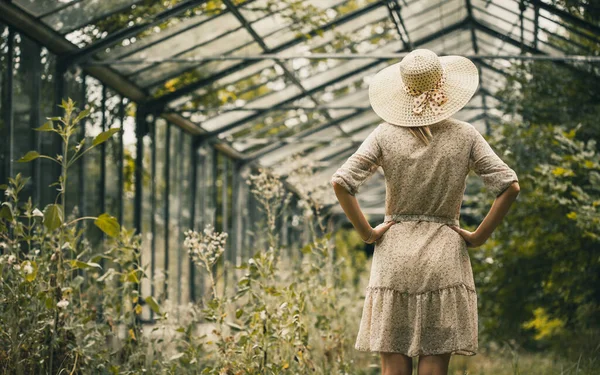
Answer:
[330,49,520,375]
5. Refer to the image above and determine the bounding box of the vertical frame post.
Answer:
[149,116,157,321]
[29,40,42,206]
[1,28,13,188]
[163,123,171,302]
[188,136,200,303]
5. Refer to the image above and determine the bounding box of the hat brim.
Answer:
[368,55,479,127]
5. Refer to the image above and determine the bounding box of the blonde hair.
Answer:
[408,125,433,145]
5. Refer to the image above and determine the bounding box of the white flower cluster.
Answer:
[246,168,285,201]
[57,299,69,309]
[283,154,338,207]
[23,262,34,275]
[184,224,228,268]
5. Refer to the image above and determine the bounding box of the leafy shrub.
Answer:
[0,99,161,374]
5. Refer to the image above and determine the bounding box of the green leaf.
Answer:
[35,121,55,132]
[97,268,115,282]
[226,322,244,331]
[0,203,13,221]
[43,204,63,231]
[92,128,121,146]
[144,296,161,315]
[23,261,38,282]
[126,270,140,283]
[69,260,102,270]
[300,244,312,254]
[94,213,120,238]
[72,275,85,288]
[45,296,55,309]
[73,107,91,125]
[169,353,184,361]
[17,151,41,163]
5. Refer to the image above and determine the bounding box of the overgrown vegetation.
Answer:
[0,99,375,374]
[0,99,159,374]
[468,58,600,370]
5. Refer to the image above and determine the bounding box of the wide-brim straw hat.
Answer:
[368,48,479,127]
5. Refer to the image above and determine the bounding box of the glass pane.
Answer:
[179,134,192,303]
[12,33,37,200]
[111,12,243,77]
[14,0,79,18]
[201,85,303,132]
[140,127,153,320]
[104,90,122,217]
[83,76,104,245]
[257,141,314,167]
[167,59,276,112]
[154,118,168,302]
[256,0,368,49]
[142,38,261,90]
[42,0,142,34]
[167,126,182,303]
[98,10,218,61]
[121,101,137,229]
[404,0,466,42]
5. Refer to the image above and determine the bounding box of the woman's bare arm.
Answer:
[332,181,395,243]
[450,181,520,247]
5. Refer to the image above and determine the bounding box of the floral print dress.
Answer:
[330,117,518,357]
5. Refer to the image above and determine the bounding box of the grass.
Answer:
[353,345,598,375]
[449,347,595,375]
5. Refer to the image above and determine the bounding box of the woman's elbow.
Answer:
[504,181,521,197]
[510,181,521,194]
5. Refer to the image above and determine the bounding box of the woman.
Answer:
[330,49,520,375]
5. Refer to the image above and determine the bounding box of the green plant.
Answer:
[0,98,163,374]
[152,164,372,374]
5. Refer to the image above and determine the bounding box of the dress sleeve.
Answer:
[469,128,519,198]
[330,125,383,196]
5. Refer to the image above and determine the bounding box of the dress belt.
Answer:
[384,213,459,226]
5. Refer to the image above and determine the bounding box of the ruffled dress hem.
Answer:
[354,346,477,357]
[354,282,478,357]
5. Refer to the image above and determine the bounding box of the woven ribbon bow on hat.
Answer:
[402,69,448,115]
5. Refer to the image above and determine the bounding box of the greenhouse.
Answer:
[0,0,599,374]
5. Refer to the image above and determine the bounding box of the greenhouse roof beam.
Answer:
[0,2,146,101]
[0,1,247,161]
[243,89,497,163]
[465,0,478,54]
[533,2,539,50]
[472,18,539,55]
[385,0,412,50]
[221,0,344,137]
[200,18,470,139]
[169,104,490,114]
[244,108,367,162]
[529,0,600,36]
[149,0,387,107]
[472,18,600,84]
[65,0,207,67]
[89,53,600,64]
[473,2,592,54]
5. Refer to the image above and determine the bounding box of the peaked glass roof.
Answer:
[11,0,600,206]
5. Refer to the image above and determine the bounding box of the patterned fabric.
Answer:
[403,67,448,116]
[330,117,518,357]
